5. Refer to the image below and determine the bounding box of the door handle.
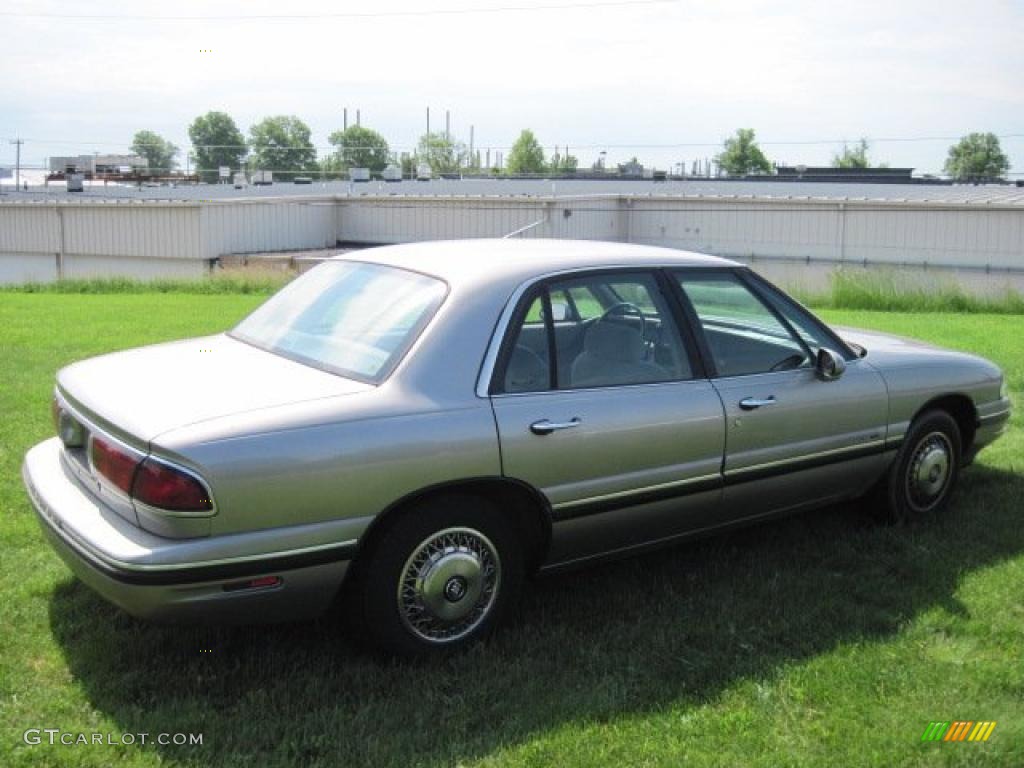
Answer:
[739,396,776,410]
[530,417,581,435]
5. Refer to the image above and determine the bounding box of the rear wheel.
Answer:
[355,494,523,656]
[876,410,961,522]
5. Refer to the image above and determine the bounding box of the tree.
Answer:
[548,148,578,174]
[715,128,771,176]
[832,138,871,169]
[506,130,546,175]
[417,132,467,174]
[248,115,318,179]
[188,111,246,182]
[318,154,344,180]
[944,132,1010,181]
[327,125,390,173]
[130,130,178,174]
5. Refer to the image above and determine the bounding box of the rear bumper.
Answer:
[22,438,354,623]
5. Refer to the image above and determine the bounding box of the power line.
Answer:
[0,0,674,22]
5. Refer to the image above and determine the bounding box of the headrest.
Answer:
[584,321,644,363]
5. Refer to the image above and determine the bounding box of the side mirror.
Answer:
[816,347,846,381]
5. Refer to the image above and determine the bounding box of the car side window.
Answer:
[567,285,602,321]
[551,273,692,389]
[676,272,811,377]
[495,272,694,394]
[754,280,849,359]
[502,295,551,394]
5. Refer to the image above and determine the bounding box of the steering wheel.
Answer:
[597,302,647,340]
[769,353,807,372]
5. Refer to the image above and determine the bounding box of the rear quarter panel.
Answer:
[154,391,501,537]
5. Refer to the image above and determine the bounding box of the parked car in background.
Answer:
[23,240,1011,655]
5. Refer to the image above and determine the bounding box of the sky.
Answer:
[1,0,1022,176]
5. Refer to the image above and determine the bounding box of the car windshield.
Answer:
[230,261,447,382]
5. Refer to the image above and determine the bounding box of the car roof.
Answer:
[334,239,739,291]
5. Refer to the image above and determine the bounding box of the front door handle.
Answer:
[739,396,776,410]
[530,417,581,435]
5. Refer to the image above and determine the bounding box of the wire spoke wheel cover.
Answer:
[398,527,502,644]
[904,430,954,512]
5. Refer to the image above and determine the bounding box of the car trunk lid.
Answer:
[57,333,372,445]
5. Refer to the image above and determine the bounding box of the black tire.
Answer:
[355,494,524,657]
[874,409,962,523]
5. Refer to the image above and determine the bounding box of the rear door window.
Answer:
[494,271,694,393]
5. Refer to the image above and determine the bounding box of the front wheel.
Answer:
[877,410,962,522]
[355,495,523,656]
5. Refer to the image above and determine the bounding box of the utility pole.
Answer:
[11,138,24,190]
[445,110,450,141]
[356,109,360,127]
[469,125,474,166]
[426,107,430,137]
[343,108,348,131]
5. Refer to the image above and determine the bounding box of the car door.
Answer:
[488,269,726,565]
[672,269,891,520]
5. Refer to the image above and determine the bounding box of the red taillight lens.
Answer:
[90,437,140,495]
[132,458,212,512]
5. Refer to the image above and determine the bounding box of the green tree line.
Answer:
[125,115,1012,182]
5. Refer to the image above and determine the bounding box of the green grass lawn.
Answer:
[1,294,1021,767]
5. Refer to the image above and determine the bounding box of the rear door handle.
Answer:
[739,396,776,410]
[530,417,581,435]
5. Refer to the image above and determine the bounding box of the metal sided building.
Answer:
[1,180,1022,291]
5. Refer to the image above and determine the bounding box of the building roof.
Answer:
[3,177,1024,207]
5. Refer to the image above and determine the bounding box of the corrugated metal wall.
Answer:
[1,194,1021,284]
[61,204,201,259]
[626,199,1023,270]
[0,204,61,255]
[339,196,624,243]
[0,201,202,282]
[628,200,842,260]
[0,198,336,282]
[201,199,336,257]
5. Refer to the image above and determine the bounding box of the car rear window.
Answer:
[230,261,447,383]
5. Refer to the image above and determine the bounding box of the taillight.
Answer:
[90,436,139,495]
[132,458,212,512]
